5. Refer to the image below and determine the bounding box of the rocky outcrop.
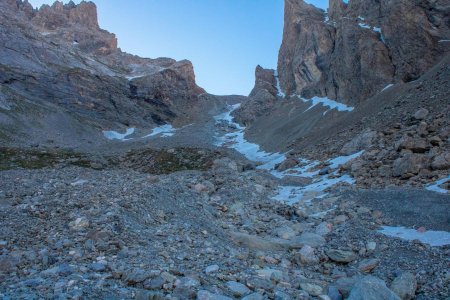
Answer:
[28,1,118,54]
[0,0,205,148]
[233,66,278,125]
[278,0,450,105]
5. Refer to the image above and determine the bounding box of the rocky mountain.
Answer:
[233,66,279,125]
[233,0,449,190]
[0,0,206,149]
[278,0,450,104]
[1,1,450,299]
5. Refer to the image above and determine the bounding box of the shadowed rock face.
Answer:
[278,0,450,105]
[0,0,205,148]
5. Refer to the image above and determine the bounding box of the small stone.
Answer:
[390,272,417,300]
[194,183,208,193]
[135,289,165,300]
[274,225,297,240]
[197,290,233,300]
[366,242,376,252]
[297,245,319,265]
[413,108,429,120]
[327,285,343,300]
[125,269,150,285]
[242,292,264,300]
[205,264,220,274]
[69,217,90,230]
[226,281,251,297]
[333,215,348,224]
[326,249,357,263]
[90,162,103,170]
[0,240,7,248]
[358,259,380,273]
[289,232,326,248]
[89,262,107,272]
[315,222,333,236]
[256,268,283,281]
[144,276,165,290]
[161,271,177,283]
[300,282,324,296]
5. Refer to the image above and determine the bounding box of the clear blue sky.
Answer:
[28,0,329,95]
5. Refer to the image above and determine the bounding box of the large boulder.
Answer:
[340,130,377,155]
[431,152,450,170]
[348,276,401,300]
[392,154,430,178]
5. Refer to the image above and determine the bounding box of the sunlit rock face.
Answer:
[278,0,450,105]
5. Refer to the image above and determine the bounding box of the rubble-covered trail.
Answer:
[1,152,449,299]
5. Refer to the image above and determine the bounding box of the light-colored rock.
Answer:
[205,264,220,274]
[341,130,377,155]
[300,282,324,296]
[289,232,326,248]
[315,222,333,236]
[197,290,233,300]
[358,259,380,273]
[413,108,429,120]
[297,245,319,265]
[326,249,357,263]
[242,292,264,300]
[392,154,430,177]
[226,281,251,297]
[431,152,450,170]
[69,217,89,230]
[390,272,417,300]
[348,276,400,300]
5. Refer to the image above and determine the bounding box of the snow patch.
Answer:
[273,174,355,205]
[215,104,286,168]
[438,40,450,43]
[327,151,364,169]
[215,105,362,206]
[294,95,354,113]
[358,23,371,29]
[425,175,450,194]
[126,74,147,81]
[103,128,135,141]
[381,84,394,92]
[379,226,450,247]
[143,124,176,138]
[274,70,286,98]
[71,179,89,186]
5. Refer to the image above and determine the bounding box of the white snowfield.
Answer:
[103,124,177,141]
[215,104,363,205]
[426,175,450,194]
[292,95,354,113]
[214,104,286,169]
[379,226,450,247]
[103,128,135,141]
[143,124,176,138]
[381,84,394,92]
[274,70,286,98]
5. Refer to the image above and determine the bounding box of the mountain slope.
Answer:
[0,0,206,149]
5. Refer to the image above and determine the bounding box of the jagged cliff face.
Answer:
[0,0,205,148]
[278,0,450,104]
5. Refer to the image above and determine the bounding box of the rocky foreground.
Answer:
[0,144,449,299]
